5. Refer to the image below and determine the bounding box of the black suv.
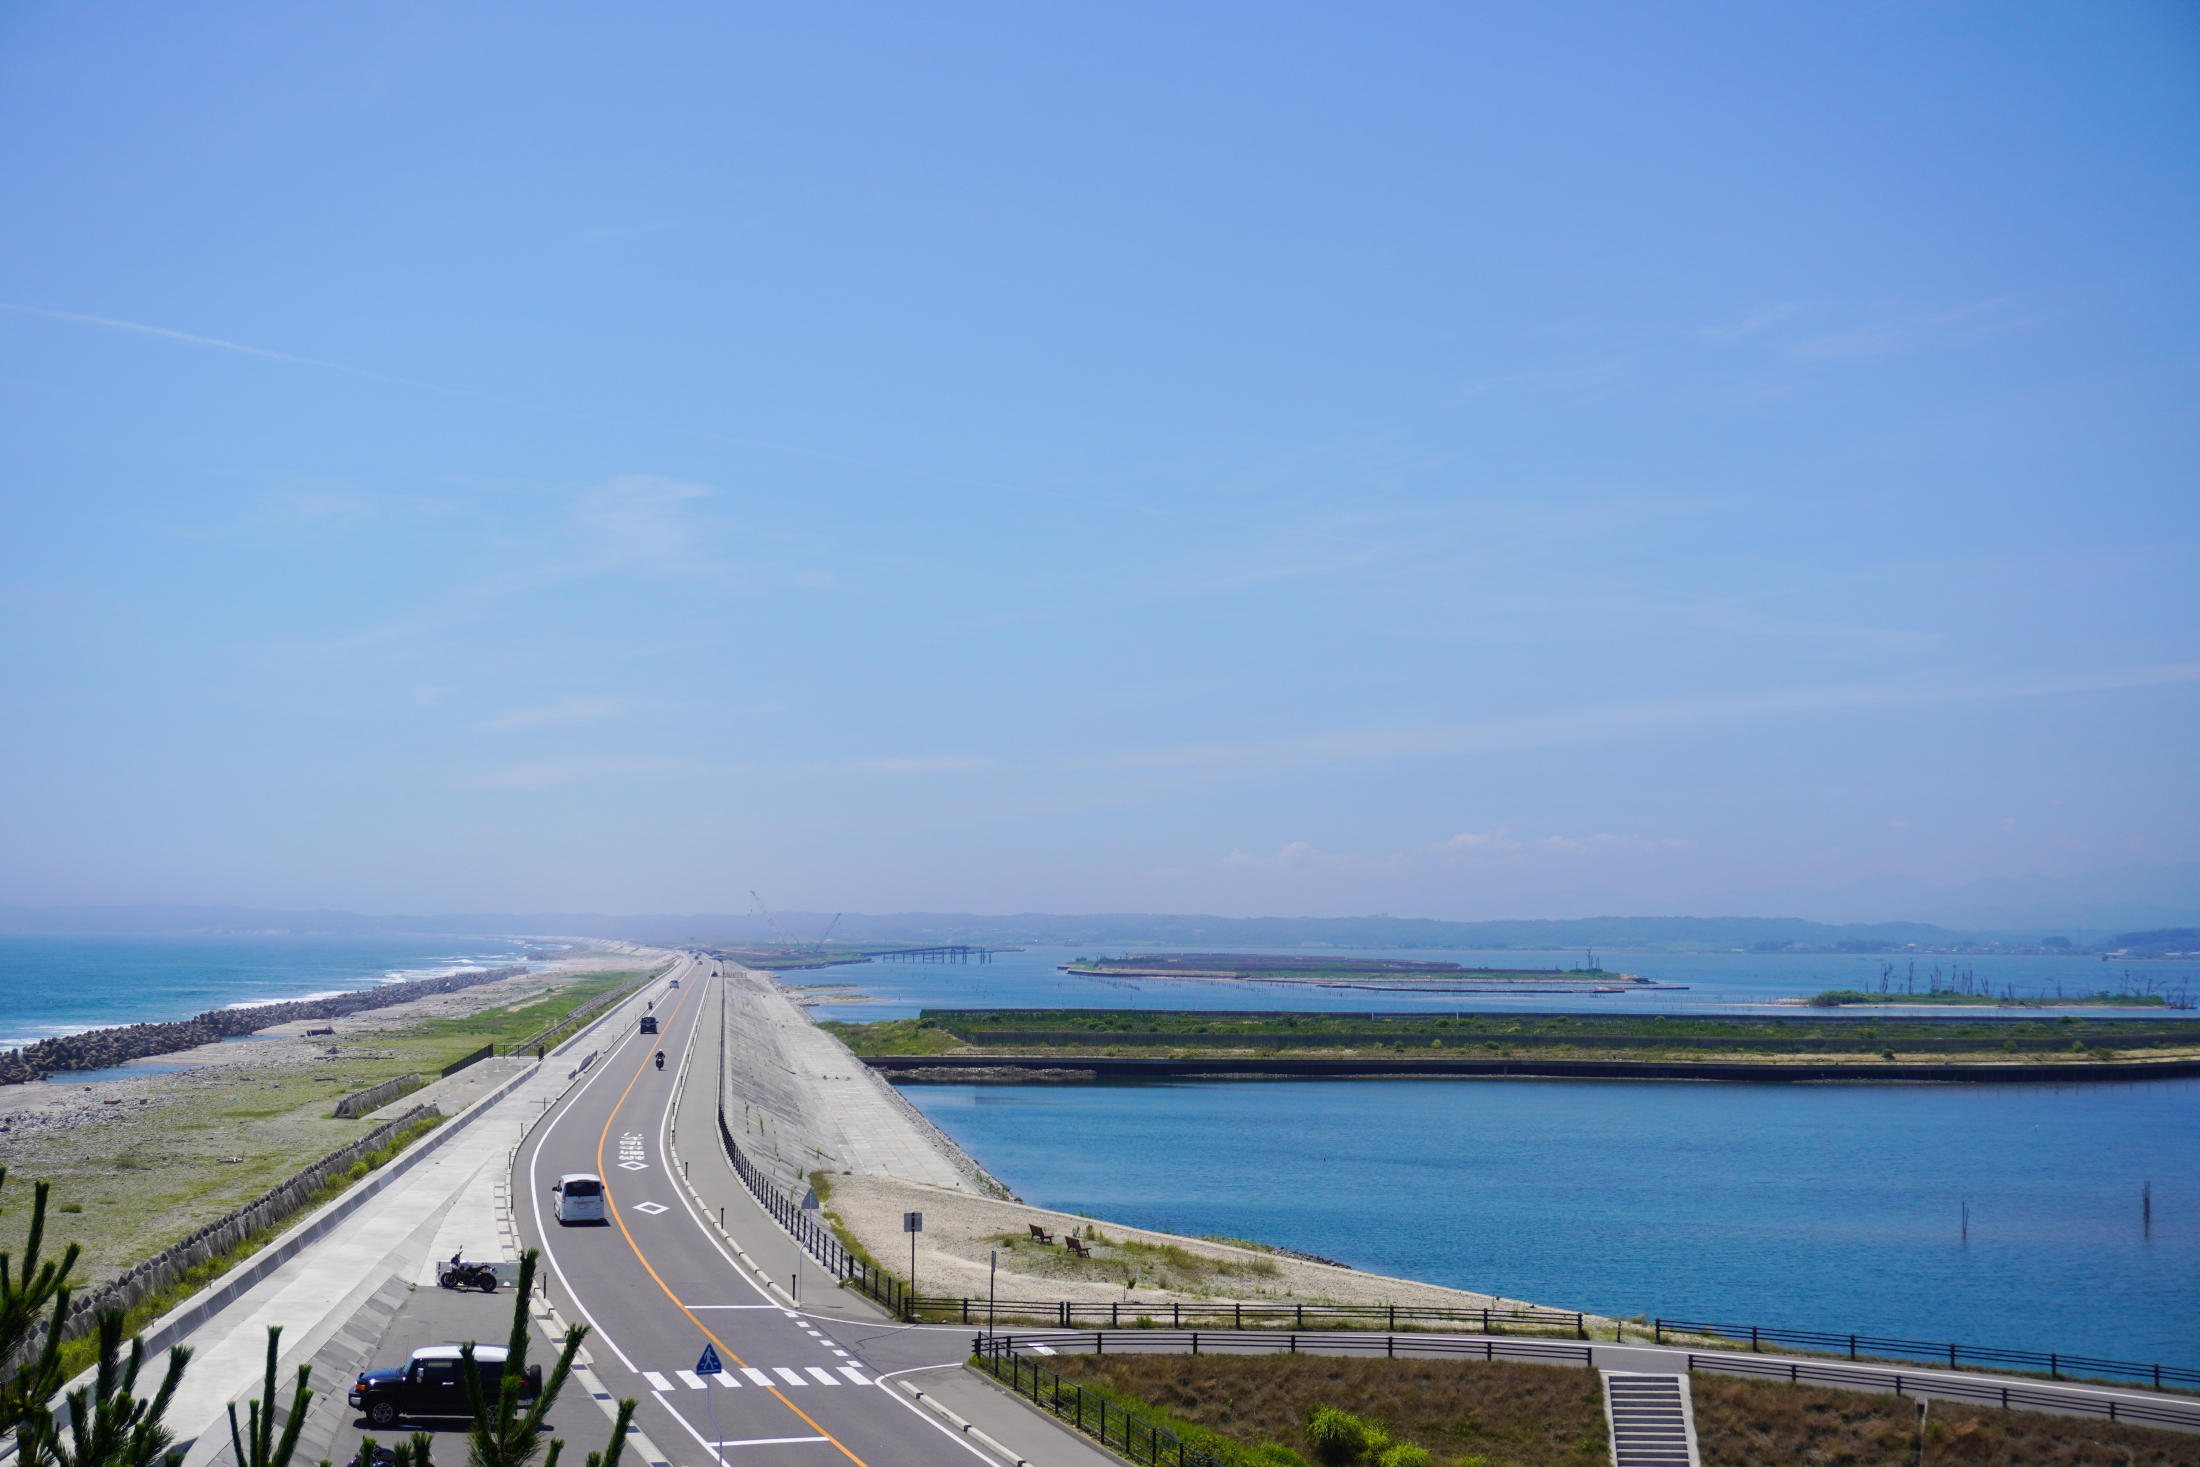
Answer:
[349,1346,540,1427]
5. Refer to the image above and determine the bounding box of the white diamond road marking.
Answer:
[642,1371,673,1392]
[618,1161,647,1171]
[772,1367,807,1387]
[803,1367,838,1386]
[631,1201,668,1215]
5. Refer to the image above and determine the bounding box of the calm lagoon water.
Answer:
[904,1074,2200,1368]
[808,945,2200,1023]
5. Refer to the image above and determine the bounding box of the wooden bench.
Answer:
[1064,1236,1090,1259]
[1027,1224,1054,1244]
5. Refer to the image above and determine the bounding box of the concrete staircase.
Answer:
[1602,1372,1700,1467]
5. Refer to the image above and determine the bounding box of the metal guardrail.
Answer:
[973,1336,1226,1467]
[918,1295,1587,1334]
[1689,1351,2200,1431]
[1653,1318,2199,1393]
[713,1105,913,1318]
[985,1328,1592,1367]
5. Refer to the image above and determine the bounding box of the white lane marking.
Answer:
[1031,1344,1057,1356]
[675,1370,705,1389]
[740,1368,772,1387]
[710,1439,828,1449]
[771,1367,807,1387]
[802,1366,838,1386]
[643,1371,674,1391]
[685,1305,782,1310]
[526,980,673,1377]
[649,978,775,1311]
[835,1365,871,1385]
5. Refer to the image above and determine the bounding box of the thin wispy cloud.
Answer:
[471,698,623,734]
[444,659,2200,795]
[0,302,357,371]
[1698,303,1803,342]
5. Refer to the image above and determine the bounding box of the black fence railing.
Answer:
[1652,1318,2200,1393]
[986,1329,1592,1367]
[713,1106,912,1318]
[919,1296,1586,1335]
[973,1336,1226,1467]
[1690,1352,2200,1431]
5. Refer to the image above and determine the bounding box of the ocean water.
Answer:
[904,1074,2200,1369]
[807,944,2200,1022]
[0,935,542,1051]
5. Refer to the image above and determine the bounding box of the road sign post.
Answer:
[797,1186,819,1305]
[904,1210,924,1298]
[697,1343,721,1449]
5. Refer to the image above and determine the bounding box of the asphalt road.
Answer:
[512,955,1045,1467]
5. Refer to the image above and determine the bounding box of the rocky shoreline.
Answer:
[0,965,528,1083]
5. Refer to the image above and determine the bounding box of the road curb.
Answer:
[895,1380,1030,1466]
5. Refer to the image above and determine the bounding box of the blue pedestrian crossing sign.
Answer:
[696,1343,722,1376]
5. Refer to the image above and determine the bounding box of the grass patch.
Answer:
[50,1110,445,1380]
[1692,1372,2197,1466]
[817,1017,961,1056]
[1043,1353,1606,1467]
[1035,1354,2200,1466]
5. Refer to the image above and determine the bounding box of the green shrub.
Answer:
[1246,1446,1309,1467]
[347,1161,370,1182]
[1374,1446,1429,1467]
[1304,1407,1386,1465]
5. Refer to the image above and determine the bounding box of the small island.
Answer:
[1061,952,1667,994]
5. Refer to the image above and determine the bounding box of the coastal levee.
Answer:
[0,964,529,1082]
[869,1052,2200,1083]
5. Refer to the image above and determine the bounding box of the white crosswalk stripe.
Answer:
[771,1367,807,1387]
[803,1367,838,1386]
[836,1366,871,1386]
[675,1370,705,1389]
[707,1371,738,1387]
[740,1368,772,1387]
[642,1371,673,1392]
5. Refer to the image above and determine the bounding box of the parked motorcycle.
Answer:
[436,1258,498,1292]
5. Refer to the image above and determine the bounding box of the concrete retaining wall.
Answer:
[332,1074,420,1119]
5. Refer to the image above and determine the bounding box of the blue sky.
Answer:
[2,3,2195,921]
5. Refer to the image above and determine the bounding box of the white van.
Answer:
[550,1173,605,1224]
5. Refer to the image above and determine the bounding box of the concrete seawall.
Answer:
[717,964,1001,1196]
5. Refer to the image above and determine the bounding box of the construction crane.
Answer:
[816,912,843,953]
[749,890,788,950]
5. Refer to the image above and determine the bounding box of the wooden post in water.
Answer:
[2143,1181,2152,1239]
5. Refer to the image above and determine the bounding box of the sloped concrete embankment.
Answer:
[717,965,995,1196]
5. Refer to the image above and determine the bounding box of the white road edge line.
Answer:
[874,1364,1027,1467]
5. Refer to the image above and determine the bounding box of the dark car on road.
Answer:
[349,1345,540,1427]
[639,1015,658,1034]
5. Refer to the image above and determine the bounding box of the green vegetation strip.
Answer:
[1037,1352,2199,1467]
[824,1009,2200,1060]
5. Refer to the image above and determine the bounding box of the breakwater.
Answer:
[52,1103,437,1342]
[871,1052,2200,1084]
[0,965,526,1083]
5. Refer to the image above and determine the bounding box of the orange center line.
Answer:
[593,970,872,1467]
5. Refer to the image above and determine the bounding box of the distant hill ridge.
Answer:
[0,904,2150,950]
